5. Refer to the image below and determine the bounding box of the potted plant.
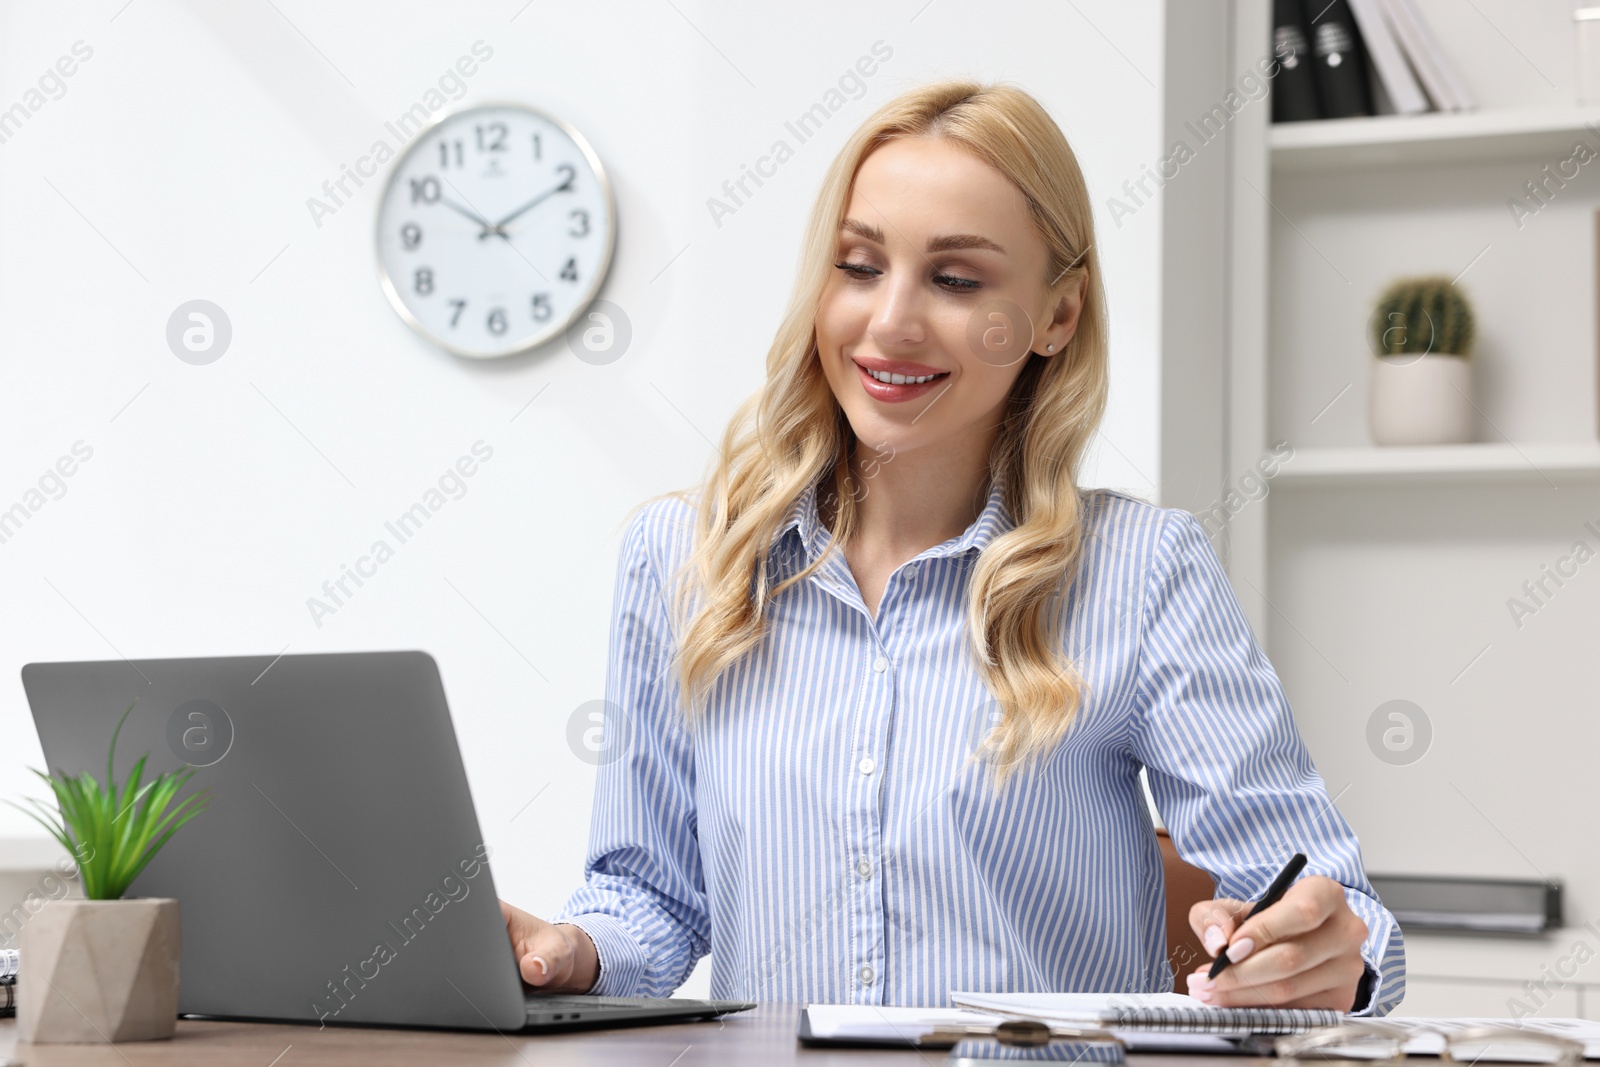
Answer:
[8,700,207,1043]
[1368,275,1477,446]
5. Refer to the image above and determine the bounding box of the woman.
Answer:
[501,80,1403,1013]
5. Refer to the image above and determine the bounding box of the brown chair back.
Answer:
[1156,827,1214,993]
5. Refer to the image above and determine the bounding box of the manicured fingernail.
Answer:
[531,955,549,979]
[1204,925,1226,953]
[1228,937,1254,962]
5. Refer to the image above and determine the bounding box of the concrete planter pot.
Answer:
[1369,352,1474,446]
[19,898,180,1043]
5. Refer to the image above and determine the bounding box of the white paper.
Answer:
[804,1003,1003,1042]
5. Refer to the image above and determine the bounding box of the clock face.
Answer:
[375,103,616,359]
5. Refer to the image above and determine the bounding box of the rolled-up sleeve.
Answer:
[552,503,710,996]
[1129,510,1405,1015]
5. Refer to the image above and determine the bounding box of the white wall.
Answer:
[0,0,1167,991]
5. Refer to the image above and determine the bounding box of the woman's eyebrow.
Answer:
[928,233,1005,254]
[840,217,885,243]
[839,217,1004,255]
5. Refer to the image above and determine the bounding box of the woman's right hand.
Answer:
[500,900,600,994]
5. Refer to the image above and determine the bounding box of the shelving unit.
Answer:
[1218,1,1600,1019]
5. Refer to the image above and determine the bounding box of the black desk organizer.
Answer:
[1368,874,1563,936]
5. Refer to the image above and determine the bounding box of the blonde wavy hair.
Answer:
[655,79,1108,782]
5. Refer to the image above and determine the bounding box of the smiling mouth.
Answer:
[862,367,949,385]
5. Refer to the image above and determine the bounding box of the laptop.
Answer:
[21,650,754,1032]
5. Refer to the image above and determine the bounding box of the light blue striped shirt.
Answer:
[554,473,1405,1013]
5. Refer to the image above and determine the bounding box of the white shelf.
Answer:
[1270,106,1600,173]
[1275,442,1600,485]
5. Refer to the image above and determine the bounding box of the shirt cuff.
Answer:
[1349,966,1376,1015]
[559,913,646,997]
[1341,884,1404,1016]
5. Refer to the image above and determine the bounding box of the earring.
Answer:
[1047,344,1055,352]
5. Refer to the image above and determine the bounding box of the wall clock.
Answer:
[376,102,617,359]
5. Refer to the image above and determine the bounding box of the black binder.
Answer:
[1309,0,1374,117]
[1271,0,1322,122]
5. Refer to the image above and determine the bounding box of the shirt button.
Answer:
[872,654,888,673]
[857,859,872,879]
[858,756,876,775]
[905,564,918,579]
[859,965,875,985]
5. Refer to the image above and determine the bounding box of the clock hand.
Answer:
[488,179,567,236]
[438,195,496,238]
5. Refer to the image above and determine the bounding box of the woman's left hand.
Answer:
[1185,875,1370,1010]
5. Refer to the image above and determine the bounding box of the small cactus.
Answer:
[1371,275,1476,357]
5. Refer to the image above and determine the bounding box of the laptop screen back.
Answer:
[22,650,526,1030]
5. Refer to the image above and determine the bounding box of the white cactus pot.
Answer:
[1368,353,1473,446]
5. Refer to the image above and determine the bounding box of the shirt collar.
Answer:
[777,468,1015,564]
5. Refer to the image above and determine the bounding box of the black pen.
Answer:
[1208,852,1308,979]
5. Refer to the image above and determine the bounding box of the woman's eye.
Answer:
[834,261,980,292]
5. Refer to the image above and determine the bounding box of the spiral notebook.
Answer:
[798,1004,1243,1053]
[799,992,1336,1052]
[950,991,1342,1036]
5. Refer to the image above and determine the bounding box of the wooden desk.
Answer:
[0,1005,1266,1065]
